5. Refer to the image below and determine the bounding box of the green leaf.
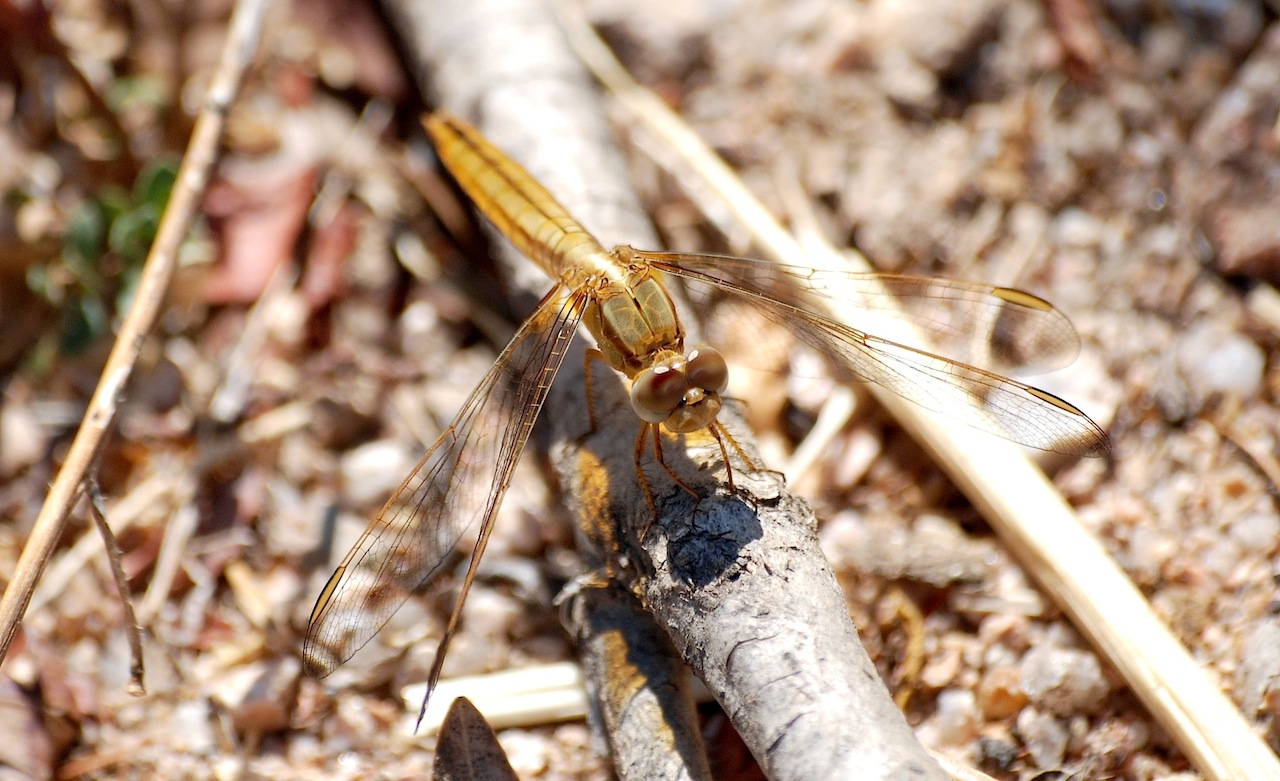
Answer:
[133,158,177,213]
[106,75,169,114]
[108,203,159,263]
[98,186,130,224]
[60,295,108,354]
[63,201,106,281]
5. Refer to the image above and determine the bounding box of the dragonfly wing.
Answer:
[303,288,586,677]
[637,250,1082,375]
[649,255,1109,457]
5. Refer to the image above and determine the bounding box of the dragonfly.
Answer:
[302,110,1110,725]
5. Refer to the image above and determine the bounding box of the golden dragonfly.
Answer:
[302,110,1110,723]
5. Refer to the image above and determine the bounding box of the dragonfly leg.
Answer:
[632,424,658,531]
[710,421,787,494]
[633,423,701,533]
[650,425,701,501]
[707,422,739,494]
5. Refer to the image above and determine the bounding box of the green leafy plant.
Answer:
[30,157,177,355]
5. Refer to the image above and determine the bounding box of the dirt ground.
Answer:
[1,0,1279,779]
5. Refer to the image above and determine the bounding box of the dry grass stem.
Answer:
[85,480,145,696]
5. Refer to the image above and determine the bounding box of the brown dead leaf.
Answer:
[203,167,317,305]
[433,697,519,781]
[300,200,359,312]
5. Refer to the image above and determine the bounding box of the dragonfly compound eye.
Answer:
[685,344,729,394]
[631,365,691,424]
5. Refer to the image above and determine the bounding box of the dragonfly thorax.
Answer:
[630,344,729,433]
[582,267,687,377]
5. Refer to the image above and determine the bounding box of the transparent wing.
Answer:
[303,288,586,678]
[637,250,1082,375]
[642,252,1109,457]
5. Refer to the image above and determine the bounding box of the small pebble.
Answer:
[1228,512,1280,553]
[340,438,418,506]
[498,730,551,777]
[169,700,217,755]
[930,688,980,746]
[1020,645,1111,715]
[977,735,1019,771]
[209,658,301,736]
[1016,706,1068,768]
[312,397,381,451]
[1236,616,1280,716]
[978,666,1028,720]
[1054,207,1104,248]
[1175,322,1264,399]
[920,644,964,690]
[1202,537,1242,580]
[866,0,1003,73]
[1126,525,1174,584]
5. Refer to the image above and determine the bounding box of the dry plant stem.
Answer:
[27,468,174,616]
[406,662,592,735]
[558,12,1280,779]
[137,503,199,624]
[387,0,949,778]
[85,481,144,696]
[0,0,270,662]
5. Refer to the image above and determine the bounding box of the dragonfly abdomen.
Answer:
[426,113,609,281]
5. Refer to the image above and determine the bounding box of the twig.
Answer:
[558,9,1280,780]
[384,2,717,776]
[0,0,270,662]
[84,480,145,696]
[27,468,174,616]
[136,504,199,626]
[404,662,591,736]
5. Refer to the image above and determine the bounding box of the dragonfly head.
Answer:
[630,344,729,433]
